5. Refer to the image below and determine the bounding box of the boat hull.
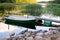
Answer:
[5,19,36,29]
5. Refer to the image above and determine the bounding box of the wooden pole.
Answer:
[8,24,9,30]
[27,28,28,31]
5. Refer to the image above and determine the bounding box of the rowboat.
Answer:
[4,15,36,29]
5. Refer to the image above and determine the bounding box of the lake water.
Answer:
[0,22,56,38]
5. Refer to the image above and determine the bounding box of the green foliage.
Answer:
[0,0,15,3]
[21,4,42,16]
[46,3,60,16]
[0,3,15,16]
[52,0,60,4]
[0,0,16,16]
[0,3,15,11]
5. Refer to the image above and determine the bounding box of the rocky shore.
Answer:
[0,28,60,40]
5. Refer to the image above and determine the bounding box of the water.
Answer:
[0,27,27,38]
[0,26,52,38]
[0,31,9,38]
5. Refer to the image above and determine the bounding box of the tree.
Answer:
[21,4,42,16]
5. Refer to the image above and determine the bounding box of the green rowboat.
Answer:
[5,15,36,29]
